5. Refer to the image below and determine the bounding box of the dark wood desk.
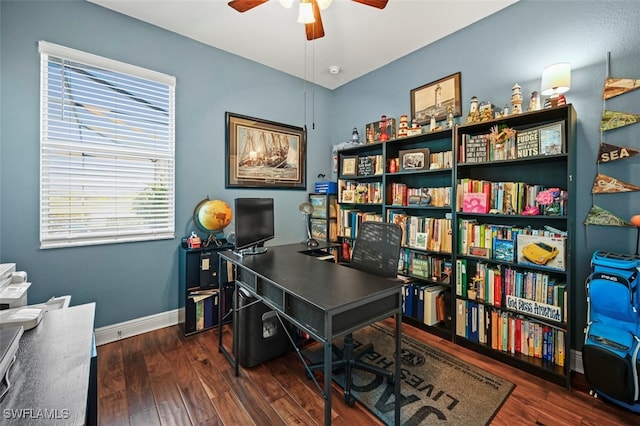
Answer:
[2,303,96,425]
[218,243,402,425]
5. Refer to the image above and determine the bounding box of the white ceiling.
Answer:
[88,0,518,90]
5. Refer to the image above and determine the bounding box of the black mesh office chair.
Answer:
[307,221,403,406]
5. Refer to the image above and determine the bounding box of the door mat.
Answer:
[302,322,515,425]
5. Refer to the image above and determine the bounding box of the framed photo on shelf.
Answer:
[341,155,358,176]
[410,72,462,124]
[399,148,430,172]
[225,112,306,189]
[309,194,328,219]
[538,121,565,155]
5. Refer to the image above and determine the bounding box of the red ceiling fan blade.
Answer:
[352,0,388,9]
[305,1,325,40]
[228,0,269,13]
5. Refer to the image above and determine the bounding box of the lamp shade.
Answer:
[317,0,333,9]
[541,63,571,96]
[297,1,315,23]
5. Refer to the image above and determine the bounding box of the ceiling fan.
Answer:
[227,0,389,41]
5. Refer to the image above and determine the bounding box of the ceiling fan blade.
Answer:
[352,0,388,9]
[305,1,325,40]
[227,0,269,13]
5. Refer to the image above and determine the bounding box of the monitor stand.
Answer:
[235,246,268,257]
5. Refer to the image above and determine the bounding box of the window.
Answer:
[39,41,175,248]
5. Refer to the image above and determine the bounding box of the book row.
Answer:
[338,180,383,204]
[458,221,567,271]
[457,178,568,216]
[456,301,566,367]
[338,209,383,239]
[390,183,452,207]
[456,259,567,322]
[399,249,452,284]
[189,289,219,331]
[458,121,565,164]
[387,210,453,253]
[402,282,450,327]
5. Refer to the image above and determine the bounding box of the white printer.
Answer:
[0,263,71,330]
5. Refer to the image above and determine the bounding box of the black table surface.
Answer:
[220,243,403,315]
[1,303,95,425]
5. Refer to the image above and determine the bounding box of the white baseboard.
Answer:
[94,309,586,375]
[94,308,182,346]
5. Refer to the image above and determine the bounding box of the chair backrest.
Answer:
[350,221,403,278]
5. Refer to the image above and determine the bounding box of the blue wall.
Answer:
[1,1,639,349]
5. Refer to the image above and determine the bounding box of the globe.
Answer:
[193,198,233,232]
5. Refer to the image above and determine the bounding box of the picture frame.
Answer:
[399,148,430,172]
[538,121,565,156]
[341,155,358,176]
[410,72,462,125]
[225,112,306,189]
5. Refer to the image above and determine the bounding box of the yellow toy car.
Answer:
[522,241,559,265]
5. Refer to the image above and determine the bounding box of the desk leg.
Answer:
[395,310,402,425]
[233,280,239,377]
[324,315,332,426]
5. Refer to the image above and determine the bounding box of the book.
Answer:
[516,127,539,158]
[493,238,514,262]
[464,134,489,163]
[423,285,445,326]
[516,233,567,271]
[462,192,489,213]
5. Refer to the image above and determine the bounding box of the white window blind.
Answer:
[39,41,176,248]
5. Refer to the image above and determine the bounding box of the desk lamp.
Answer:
[299,202,319,247]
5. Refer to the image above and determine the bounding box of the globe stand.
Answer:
[203,233,224,248]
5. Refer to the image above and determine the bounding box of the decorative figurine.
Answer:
[429,115,436,132]
[467,96,480,123]
[379,115,389,141]
[529,91,541,111]
[367,123,375,143]
[511,84,523,115]
[446,106,454,129]
[351,127,360,144]
[398,114,409,138]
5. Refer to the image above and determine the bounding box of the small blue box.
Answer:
[314,181,337,194]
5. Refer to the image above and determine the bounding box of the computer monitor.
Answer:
[233,198,275,255]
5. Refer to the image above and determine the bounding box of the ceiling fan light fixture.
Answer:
[317,0,333,10]
[297,0,316,24]
[278,0,294,8]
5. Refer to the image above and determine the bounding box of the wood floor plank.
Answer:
[210,389,255,425]
[129,407,161,426]
[97,341,126,399]
[149,372,192,425]
[219,367,287,425]
[122,345,157,418]
[98,389,129,426]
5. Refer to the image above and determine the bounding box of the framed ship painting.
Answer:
[226,112,306,189]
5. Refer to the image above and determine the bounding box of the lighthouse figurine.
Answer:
[511,84,523,115]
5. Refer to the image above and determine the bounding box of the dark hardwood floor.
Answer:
[98,319,639,425]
